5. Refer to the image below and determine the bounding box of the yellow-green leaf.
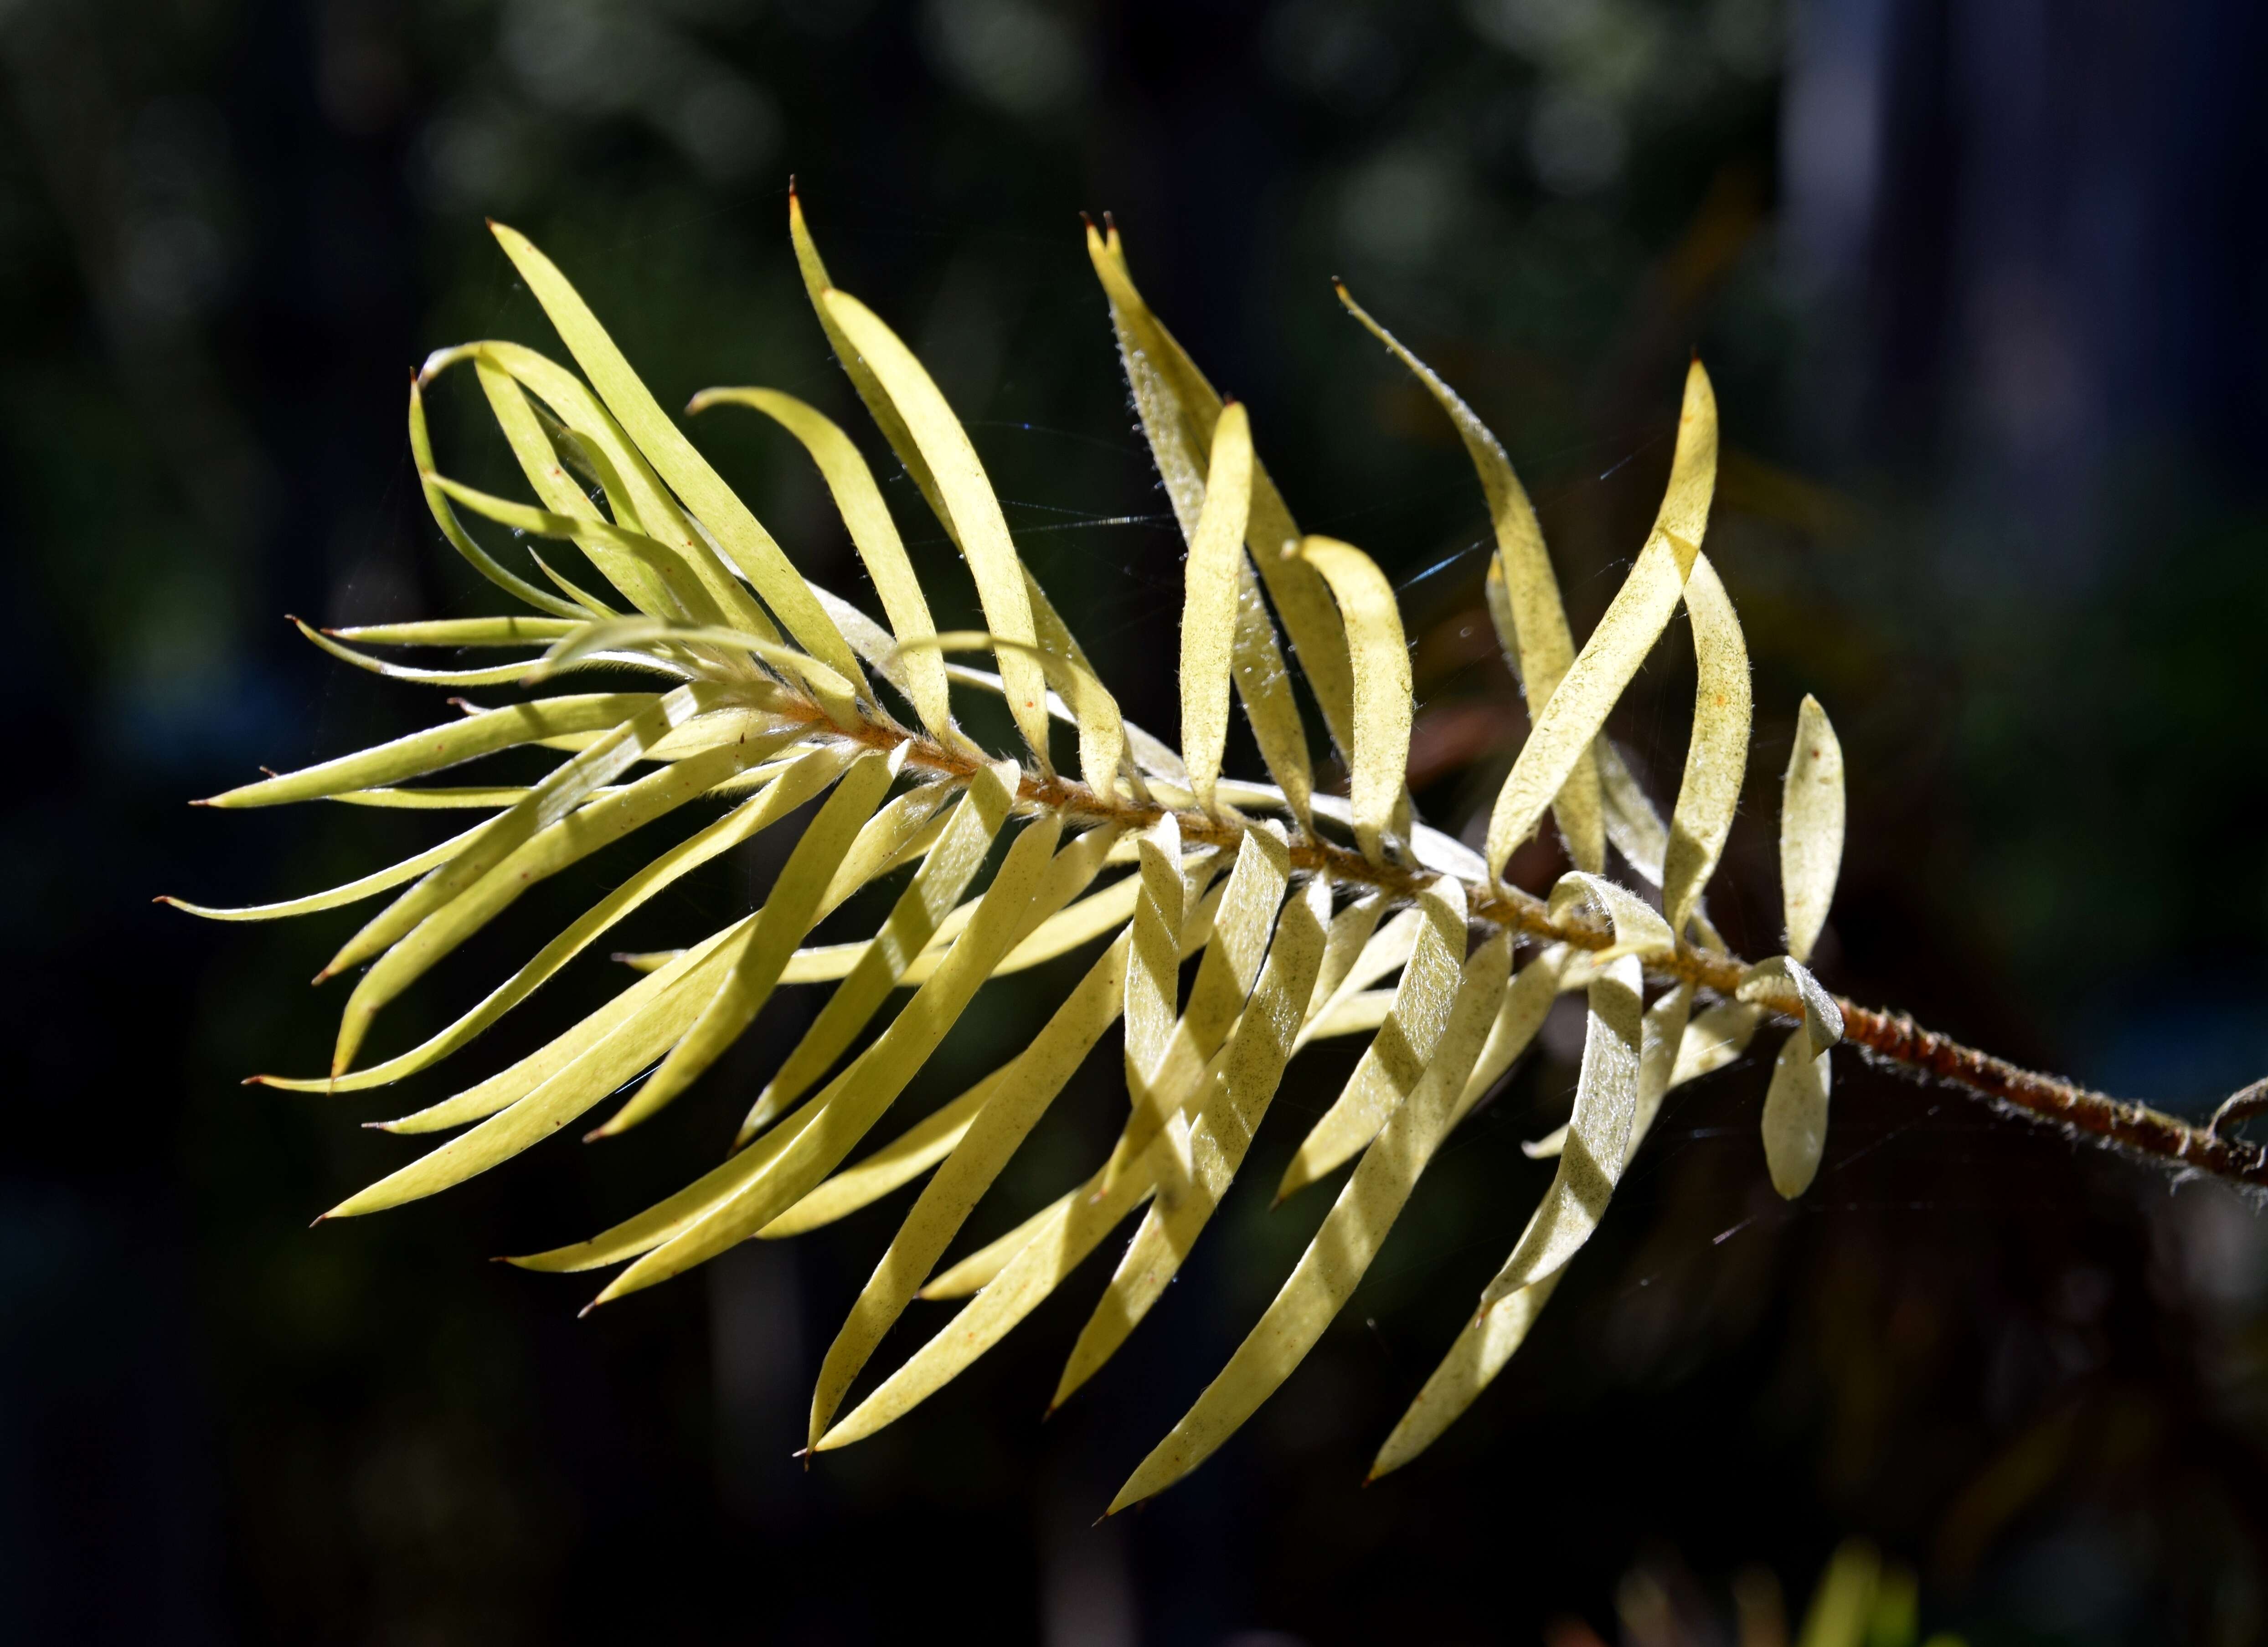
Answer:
[1373,955,1689,1478]
[406,377,591,620]
[1477,873,1668,1304]
[739,793,1110,1144]
[324,923,754,1215]
[914,632,1124,798]
[1085,220,1359,768]
[1275,878,1467,1202]
[1108,928,1513,1511]
[691,387,958,743]
[756,1074,1003,1241]
[200,693,661,809]
[290,619,616,689]
[1290,535,1409,865]
[818,288,1051,767]
[1113,821,1292,1181]
[487,222,864,686]
[1738,955,1844,1198]
[1781,693,1845,965]
[1179,402,1252,811]
[1484,361,1719,881]
[1054,875,1331,1409]
[1661,553,1752,936]
[1341,283,1602,873]
[590,747,908,1136]
[254,742,847,1096]
[161,813,499,923]
[592,809,1067,1302]
[330,616,582,648]
[805,925,1134,1442]
[1229,554,1315,826]
[330,727,788,1074]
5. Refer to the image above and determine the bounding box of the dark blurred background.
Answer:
[6,0,2268,1642]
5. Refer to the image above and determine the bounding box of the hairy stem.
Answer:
[789,694,2268,1190]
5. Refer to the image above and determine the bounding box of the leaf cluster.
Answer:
[173,190,1915,1510]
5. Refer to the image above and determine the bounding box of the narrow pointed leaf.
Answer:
[324,925,753,1215]
[692,387,958,742]
[1377,955,1691,1476]
[331,729,791,1074]
[741,791,1108,1143]
[1276,878,1467,1201]
[1085,221,1360,765]
[254,743,846,1095]
[1305,891,1389,1023]
[590,748,907,1136]
[915,633,1124,797]
[1342,284,1602,872]
[1478,873,1670,1303]
[201,693,660,809]
[1114,821,1292,1179]
[1448,943,1576,1131]
[1109,929,1512,1511]
[330,617,582,647]
[487,222,864,685]
[1669,999,1762,1087]
[806,927,1134,1441]
[162,814,499,923]
[593,811,1067,1301]
[449,341,779,636]
[1055,876,1331,1409]
[756,1074,1004,1240]
[1485,361,1718,881]
[817,288,1051,767]
[1229,554,1315,825]
[290,620,607,688]
[323,683,730,1064]
[407,377,591,620]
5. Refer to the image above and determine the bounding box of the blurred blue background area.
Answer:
[4,1,2267,1642]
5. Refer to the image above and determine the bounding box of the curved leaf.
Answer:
[487,222,864,686]
[1290,536,1410,865]
[1484,360,1718,882]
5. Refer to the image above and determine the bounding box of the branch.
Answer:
[789,694,2268,1193]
